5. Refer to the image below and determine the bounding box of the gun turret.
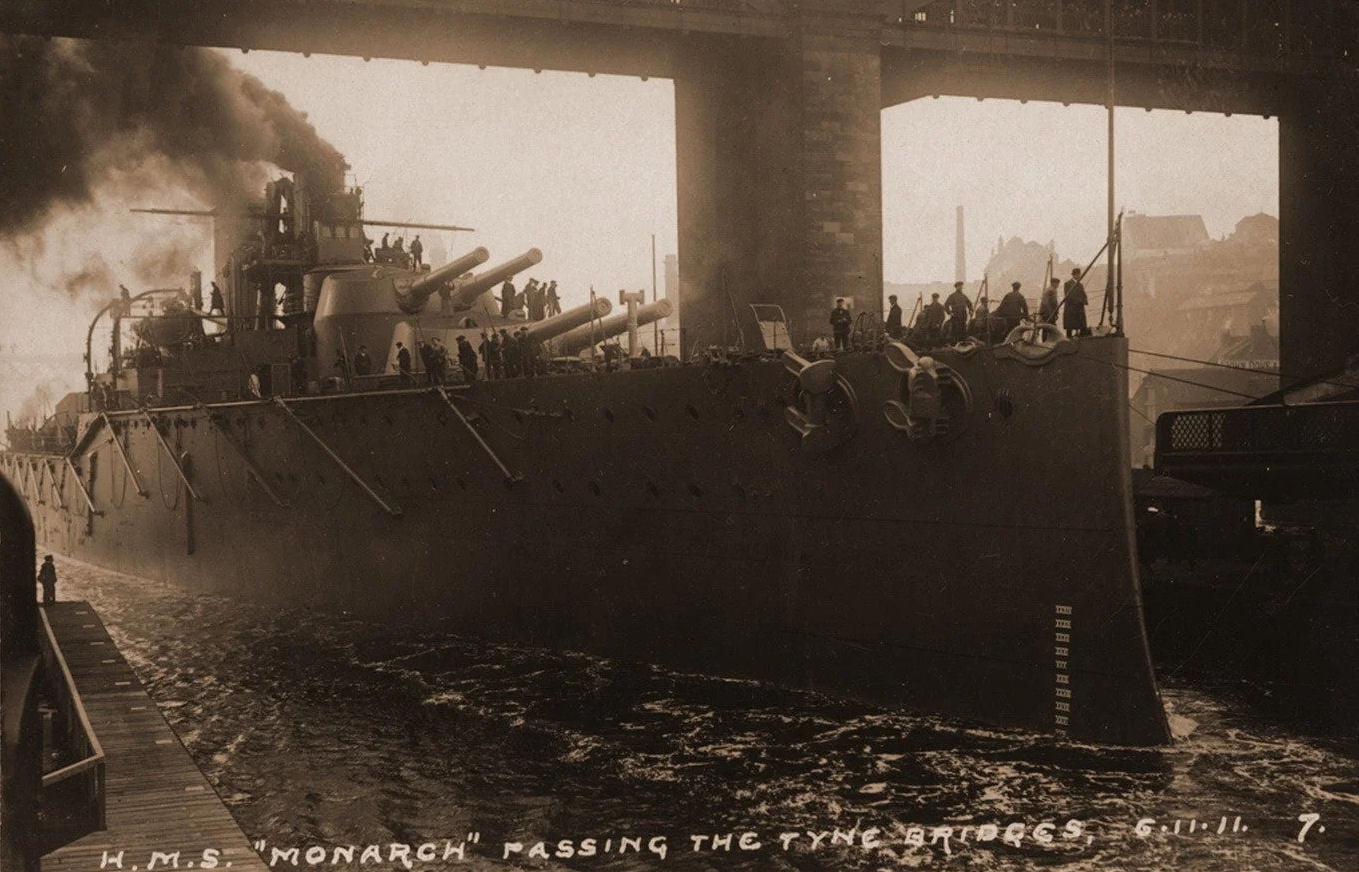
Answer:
[397,247,490,314]
[523,298,613,343]
[448,248,543,309]
[555,299,673,356]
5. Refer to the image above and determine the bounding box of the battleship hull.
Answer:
[3,337,1169,745]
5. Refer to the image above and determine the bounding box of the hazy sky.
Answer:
[226,49,1277,296]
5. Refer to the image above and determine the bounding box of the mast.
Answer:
[1105,0,1116,316]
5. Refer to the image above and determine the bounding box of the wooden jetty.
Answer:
[41,601,267,871]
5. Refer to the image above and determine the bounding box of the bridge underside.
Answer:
[2,1,1358,369]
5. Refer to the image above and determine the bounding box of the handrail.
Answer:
[0,470,41,872]
[38,608,105,787]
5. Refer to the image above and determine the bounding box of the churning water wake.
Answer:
[56,558,1359,871]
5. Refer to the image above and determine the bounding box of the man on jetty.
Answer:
[37,555,57,605]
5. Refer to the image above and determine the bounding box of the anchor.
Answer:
[782,350,857,454]
[881,341,974,441]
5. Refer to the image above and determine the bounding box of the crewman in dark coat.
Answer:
[353,345,373,376]
[944,282,973,342]
[410,235,424,268]
[456,335,478,381]
[995,281,1029,338]
[829,298,853,350]
[1063,268,1089,337]
[919,293,947,345]
[417,340,437,385]
[544,281,562,317]
[526,280,545,321]
[37,555,56,605]
[395,342,413,385]
[499,280,517,317]
[502,329,521,378]
[885,295,903,339]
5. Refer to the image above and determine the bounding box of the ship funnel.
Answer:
[522,298,612,343]
[398,246,490,313]
[448,248,543,309]
[555,299,673,356]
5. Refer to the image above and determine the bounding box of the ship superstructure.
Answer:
[2,174,1170,746]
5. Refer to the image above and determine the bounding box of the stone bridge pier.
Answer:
[675,16,883,351]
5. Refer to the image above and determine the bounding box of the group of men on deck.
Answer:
[474,328,546,380]
[370,233,425,268]
[858,267,1091,351]
[497,278,562,321]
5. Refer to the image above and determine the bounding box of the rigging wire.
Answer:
[1130,347,1357,394]
[1078,352,1262,400]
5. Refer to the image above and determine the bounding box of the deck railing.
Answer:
[37,607,106,855]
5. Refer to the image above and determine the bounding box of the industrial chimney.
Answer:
[955,205,967,284]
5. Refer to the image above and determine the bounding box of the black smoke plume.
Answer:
[0,35,345,237]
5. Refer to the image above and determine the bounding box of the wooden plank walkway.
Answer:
[42,602,268,872]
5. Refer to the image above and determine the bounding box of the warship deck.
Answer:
[42,601,266,872]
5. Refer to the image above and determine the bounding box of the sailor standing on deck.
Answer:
[545,281,561,317]
[945,282,973,343]
[456,335,478,381]
[353,345,373,376]
[1063,268,1089,338]
[499,280,517,318]
[995,281,1029,338]
[885,295,903,339]
[830,298,853,350]
[395,342,413,386]
[37,555,56,606]
[410,235,423,269]
[919,293,947,345]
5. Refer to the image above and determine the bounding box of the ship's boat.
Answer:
[1,175,1170,746]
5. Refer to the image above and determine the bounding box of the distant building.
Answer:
[1123,213,1210,260]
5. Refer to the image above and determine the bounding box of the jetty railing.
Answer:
[37,607,107,855]
[1,472,41,872]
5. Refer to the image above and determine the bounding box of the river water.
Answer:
[55,557,1359,871]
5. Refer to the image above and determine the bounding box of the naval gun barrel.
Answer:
[398,246,490,313]
[555,299,673,355]
[448,248,543,309]
[522,298,612,343]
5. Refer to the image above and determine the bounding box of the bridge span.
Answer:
[1,0,1355,373]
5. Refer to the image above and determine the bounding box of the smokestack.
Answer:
[955,206,966,284]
